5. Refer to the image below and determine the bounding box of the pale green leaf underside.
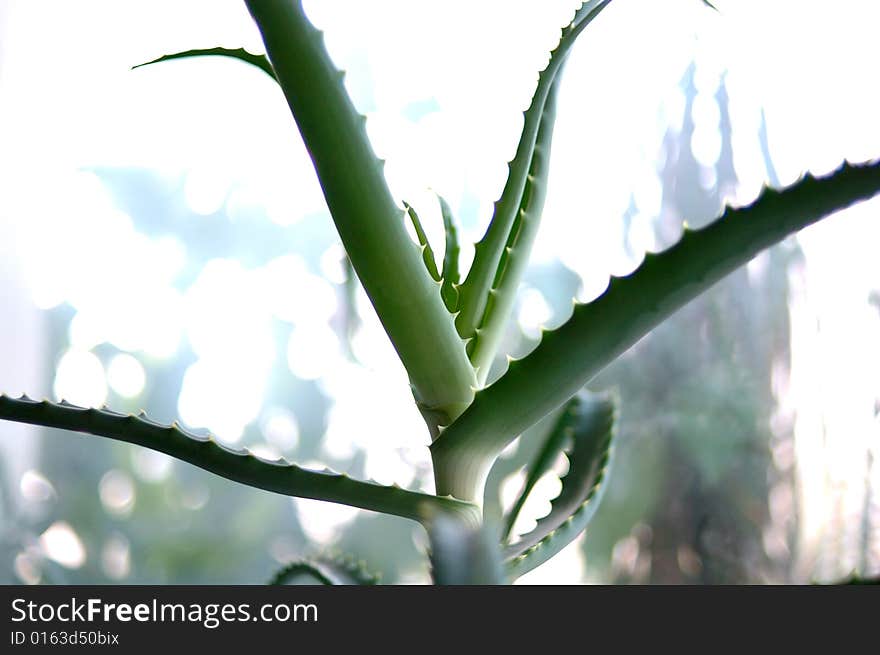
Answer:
[505,391,615,571]
[269,553,380,585]
[0,395,477,526]
[132,47,276,80]
[433,159,880,501]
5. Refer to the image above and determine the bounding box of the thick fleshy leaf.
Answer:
[404,201,441,281]
[133,47,276,79]
[502,397,576,539]
[468,70,562,384]
[455,0,612,345]
[0,395,478,526]
[505,391,615,573]
[432,159,880,501]
[245,0,477,428]
[438,195,461,312]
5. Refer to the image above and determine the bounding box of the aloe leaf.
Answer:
[427,513,505,585]
[505,391,615,566]
[404,201,441,281]
[244,0,476,427]
[481,414,558,524]
[133,47,276,80]
[433,159,880,500]
[468,70,561,384]
[502,395,581,539]
[455,0,612,345]
[269,553,380,585]
[438,195,461,312]
[506,463,612,580]
[0,395,478,526]
[268,561,335,585]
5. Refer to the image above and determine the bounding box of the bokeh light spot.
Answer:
[39,522,87,569]
[53,349,107,408]
[106,353,146,398]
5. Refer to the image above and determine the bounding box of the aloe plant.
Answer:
[2,0,880,585]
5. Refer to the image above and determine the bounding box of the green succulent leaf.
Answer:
[503,393,587,539]
[438,195,461,312]
[133,47,276,80]
[269,553,380,585]
[404,201,441,282]
[505,391,615,573]
[245,0,476,428]
[0,395,478,526]
[455,0,612,347]
[468,70,561,384]
[427,513,505,585]
[433,159,880,501]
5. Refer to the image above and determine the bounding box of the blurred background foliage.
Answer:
[1,0,878,584]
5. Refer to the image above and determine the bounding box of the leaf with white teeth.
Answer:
[433,159,880,501]
[503,393,585,539]
[245,0,476,427]
[0,395,478,525]
[455,0,612,345]
[505,391,615,578]
[467,69,561,384]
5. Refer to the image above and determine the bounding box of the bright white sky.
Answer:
[0,0,877,583]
